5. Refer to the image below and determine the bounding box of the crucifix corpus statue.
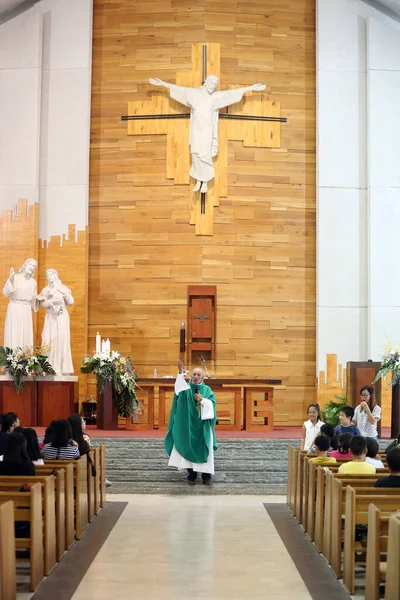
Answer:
[149,76,266,193]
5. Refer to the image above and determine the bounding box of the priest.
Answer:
[165,360,217,485]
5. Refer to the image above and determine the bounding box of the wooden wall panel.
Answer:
[89,0,316,424]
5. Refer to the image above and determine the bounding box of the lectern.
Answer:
[346,361,382,437]
[97,382,118,430]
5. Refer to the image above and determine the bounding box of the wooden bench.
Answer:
[343,486,400,594]
[36,463,74,552]
[0,500,16,600]
[0,476,56,576]
[385,513,400,600]
[365,504,391,600]
[44,455,88,539]
[315,469,389,557]
[330,476,392,579]
[99,444,106,509]
[0,484,44,592]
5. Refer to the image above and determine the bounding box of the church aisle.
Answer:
[71,495,312,600]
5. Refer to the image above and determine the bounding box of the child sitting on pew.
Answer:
[338,436,376,474]
[307,423,338,455]
[374,446,400,487]
[365,437,384,469]
[328,432,353,459]
[309,434,337,465]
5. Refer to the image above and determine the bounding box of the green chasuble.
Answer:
[165,380,217,464]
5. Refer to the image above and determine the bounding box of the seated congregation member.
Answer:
[301,403,324,451]
[42,419,80,460]
[374,447,400,487]
[0,432,35,476]
[329,433,353,460]
[0,413,18,456]
[67,414,90,456]
[352,385,381,439]
[338,436,376,474]
[307,423,338,455]
[334,406,361,436]
[365,437,384,469]
[39,420,56,451]
[309,434,337,465]
[14,427,44,465]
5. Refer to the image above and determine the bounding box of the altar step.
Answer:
[94,437,300,495]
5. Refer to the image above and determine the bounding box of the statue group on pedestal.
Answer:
[2,259,74,375]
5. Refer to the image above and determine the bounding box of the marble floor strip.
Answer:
[264,504,350,600]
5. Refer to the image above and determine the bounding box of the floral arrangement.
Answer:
[0,345,56,393]
[80,351,139,417]
[373,342,400,387]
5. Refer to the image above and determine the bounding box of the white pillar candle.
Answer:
[96,332,101,353]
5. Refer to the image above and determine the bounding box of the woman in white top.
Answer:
[352,385,381,439]
[301,403,325,451]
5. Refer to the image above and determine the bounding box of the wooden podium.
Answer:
[346,361,382,437]
[96,382,118,430]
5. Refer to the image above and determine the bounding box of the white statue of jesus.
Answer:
[3,258,39,350]
[149,75,266,193]
[37,269,74,375]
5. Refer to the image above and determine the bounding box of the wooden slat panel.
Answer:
[89,0,316,425]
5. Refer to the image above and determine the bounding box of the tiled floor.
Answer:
[70,495,312,600]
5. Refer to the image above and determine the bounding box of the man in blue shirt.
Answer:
[335,405,361,436]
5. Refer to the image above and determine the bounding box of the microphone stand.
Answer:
[199,354,211,379]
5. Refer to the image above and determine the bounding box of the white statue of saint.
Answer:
[149,75,266,193]
[3,258,39,349]
[37,269,74,375]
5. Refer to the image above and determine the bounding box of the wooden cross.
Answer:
[123,43,286,236]
[194,312,211,323]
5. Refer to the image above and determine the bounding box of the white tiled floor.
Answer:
[70,495,312,600]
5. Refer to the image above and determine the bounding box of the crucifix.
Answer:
[122,43,286,235]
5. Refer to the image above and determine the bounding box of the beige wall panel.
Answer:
[90,0,316,424]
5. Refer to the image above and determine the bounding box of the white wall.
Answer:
[0,0,93,241]
[317,0,400,373]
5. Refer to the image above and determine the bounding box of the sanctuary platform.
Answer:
[31,427,392,496]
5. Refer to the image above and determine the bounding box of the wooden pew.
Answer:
[365,504,391,600]
[99,444,106,509]
[44,455,88,539]
[0,476,56,576]
[0,484,44,592]
[287,445,294,509]
[385,513,400,600]
[0,500,16,600]
[36,463,74,552]
[330,475,391,578]
[316,469,389,557]
[90,447,100,515]
[343,486,400,594]
[87,452,95,523]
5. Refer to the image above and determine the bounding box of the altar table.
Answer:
[126,377,282,432]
